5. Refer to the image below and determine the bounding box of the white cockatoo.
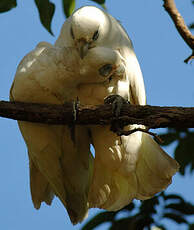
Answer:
[55,5,179,211]
[10,41,125,224]
[10,5,179,225]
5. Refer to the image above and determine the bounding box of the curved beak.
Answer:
[76,40,90,59]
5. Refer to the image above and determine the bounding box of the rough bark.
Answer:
[1,100,194,129]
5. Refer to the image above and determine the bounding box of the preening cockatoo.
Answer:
[10,41,125,224]
[55,5,179,211]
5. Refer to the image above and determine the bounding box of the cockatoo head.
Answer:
[70,6,109,58]
[57,6,110,59]
[79,47,125,84]
[55,6,134,59]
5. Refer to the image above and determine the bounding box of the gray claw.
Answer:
[69,97,80,145]
[104,94,129,117]
[72,97,80,121]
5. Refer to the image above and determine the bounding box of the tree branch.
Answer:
[163,0,194,63]
[1,100,194,129]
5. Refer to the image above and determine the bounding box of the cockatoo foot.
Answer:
[104,94,129,117]
[104,94,129,135]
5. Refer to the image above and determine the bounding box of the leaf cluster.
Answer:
[82,192,194,230]
[0,0,106,35]
[83,127,194,230]
[159,128,194,175]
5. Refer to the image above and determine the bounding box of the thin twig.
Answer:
[115,127,164,144]
[184,51,194,63]
[163,0,194,63]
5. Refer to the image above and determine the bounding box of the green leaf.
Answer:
[139,197,159,214]
[153,225,167,230]
[34,0,55,35]
[175,133,194,175]
[165,202,194,215]
[189,23,194,29]
[109,216,153,230]
[158,132,179,146]
[189,223,194,230]
[89,0,106,8]
[0,0,16,13]
[109,217,135,230]
[62,0,75,18]
[123,202,135,211]
[163,194,184,202]
[101,4,107,10]
[134,215,154,229]
[163,213,187,224]
[81,211,116,230]
[89,0,105,4]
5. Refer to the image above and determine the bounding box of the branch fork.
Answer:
[163,0,194,63]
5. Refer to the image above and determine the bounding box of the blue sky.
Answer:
[0,1,193,230]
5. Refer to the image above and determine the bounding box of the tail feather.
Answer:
[19,121,93,224]
[135,133,179,200]
[29,157,54,209]
[88,130,179,211]
[101,172,137,211]
[88,146,138,211]
[60,126,94,224]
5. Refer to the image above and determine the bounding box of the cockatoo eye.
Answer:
[98,64,113,77]
[92,30,99,41]
[70,27,75,39]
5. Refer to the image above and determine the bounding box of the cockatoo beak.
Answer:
[76,40,90,59]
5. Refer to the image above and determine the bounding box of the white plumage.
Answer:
[10,6,179,224]
[10,41,126,224]
[56,5,179,211]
